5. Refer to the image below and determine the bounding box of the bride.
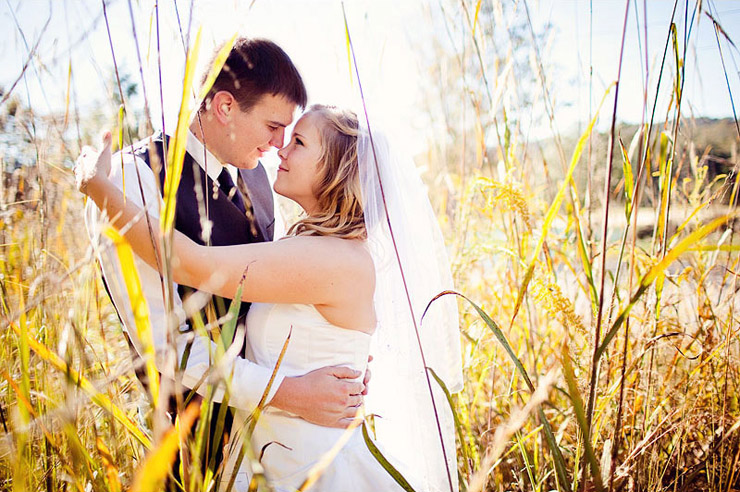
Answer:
[75,104,462,491]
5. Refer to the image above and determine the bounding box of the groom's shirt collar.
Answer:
[183,130,239,185]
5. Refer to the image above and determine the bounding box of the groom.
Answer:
[86,37,366,480]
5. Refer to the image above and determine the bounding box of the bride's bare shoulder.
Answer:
[280,235,374,280]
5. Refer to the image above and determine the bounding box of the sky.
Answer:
[1,0,739,154]
[0,1,427,134]
[542,0,740,133]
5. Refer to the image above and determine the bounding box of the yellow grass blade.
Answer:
[3,371,85,484]
[619,138,634,214]
[596,213,737,359]
[688,244,740,252]
[671,23,682,98]
[62,422,98,481]
[510,83,614,324]
[129,402,200,492]
[656,132,672,242]
[644,215,734,286]
[247,327,291,434]
[146,8,153,63]
[64,60,71,128]
[102,226,159,407]
[472,0,482,38]
[118,104,126,200]
[197,33,237,103]
[533,84,613,260]
[8,322,152,449]
[2,371,59,448]
[344,16,352,83]
[161,27,202,233]
[298,412,364,492]
[670,201,708,243]
[96,437,122,492]
[17,287,31,425]
[3,370,34,417]
[224,327,292,492]
[116,103,125,149]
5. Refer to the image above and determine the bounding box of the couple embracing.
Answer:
[77,37,462,491]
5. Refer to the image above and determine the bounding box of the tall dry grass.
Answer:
[1,1,739,491]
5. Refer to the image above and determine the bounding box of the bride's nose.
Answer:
[277,146,288,160]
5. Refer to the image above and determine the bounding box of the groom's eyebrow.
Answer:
[268,119,289,128]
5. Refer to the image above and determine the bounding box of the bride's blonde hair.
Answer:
[287,104,366,240]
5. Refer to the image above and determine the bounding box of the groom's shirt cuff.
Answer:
[229,360,286,410]
[173,333,285,411]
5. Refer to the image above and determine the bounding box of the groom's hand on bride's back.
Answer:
[270,365,367,428]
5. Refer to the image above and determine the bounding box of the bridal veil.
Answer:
[359,125,463,492]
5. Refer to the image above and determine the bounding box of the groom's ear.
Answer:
[211,91,236,125]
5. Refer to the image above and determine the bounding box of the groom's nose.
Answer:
[269,127,286,149]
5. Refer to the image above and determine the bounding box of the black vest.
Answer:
[134,133,274,338]
[97,133,274,480]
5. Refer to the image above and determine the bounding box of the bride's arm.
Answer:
[77,133,370,308]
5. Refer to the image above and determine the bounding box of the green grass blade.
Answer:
[362,423,417,491]
[515,430,537,491]
[427,366,471,476]
[428,290,571,490]
[575,216,599,313]
[561,339,604,492]
[218,278,242,356]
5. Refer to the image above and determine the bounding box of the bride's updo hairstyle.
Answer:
[287,104,366,240]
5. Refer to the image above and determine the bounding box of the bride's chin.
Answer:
[273,185,294,202]
[273,183,309,210]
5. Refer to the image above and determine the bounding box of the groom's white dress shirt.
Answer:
[85,130,284,411]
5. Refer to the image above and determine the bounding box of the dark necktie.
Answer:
[217,168,246,214]
[217,168,259,238]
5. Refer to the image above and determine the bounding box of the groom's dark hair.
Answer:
[201,37,307,112]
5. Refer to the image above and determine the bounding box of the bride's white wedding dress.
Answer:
[221,301,409,491]
[221,126,462,492]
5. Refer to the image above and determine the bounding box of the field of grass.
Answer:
[1,1,739,491]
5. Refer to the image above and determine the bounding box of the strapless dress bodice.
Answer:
[222,302,404,492]
[246,302,372,379]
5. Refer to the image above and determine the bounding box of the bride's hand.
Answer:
[74,131,112,195]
